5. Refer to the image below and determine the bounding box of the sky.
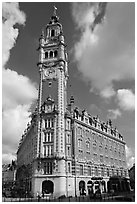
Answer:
[2,2,135,168]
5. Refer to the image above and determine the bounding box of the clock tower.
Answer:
[36,6,69,196]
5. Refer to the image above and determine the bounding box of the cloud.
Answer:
[2,2,26,66]
[116,89,135,111]
[107,109,121,120]
[72,2,135,98]
[125,145,135,168]
[2,3,37,164]
[72,2,107,31]
[2,69,37,110]
[89,104,101,116]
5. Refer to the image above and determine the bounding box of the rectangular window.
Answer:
[68,162,71,173]
[107,168,109,176]
[101,167,104,176]
[45,120,48,128]
[105,145,108,153]
[48,119,51,128]
[67,146,71,157]
[105,156,108,164]
[87,166,91,176]
[51,132,53,142]
[44,162,52,174]
[44,145,53,156]
[80,165,84,175]
[44,146,46,156]
[51,118,54,128]
[44,133,47,142]
[78,139,82,148]
[47,146,50,156]
[95,167,98,176]
[78,127,82,135]
[48,132,50,142]
[67,134,71,143]
[51,145,53,156]
[79,150,83,157]
[99,145,103,153]
[100,155,103,163]
[93,142,97,151]
[66,119,71,130]
[93,153,97,162]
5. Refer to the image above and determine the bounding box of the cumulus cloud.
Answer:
[107,109,121,120]
[2,69,37,110]
[2,2,26,66]
[2,2,37,164]
[117,89,135,111]
[72,2,135,98]
[125,145,135,168]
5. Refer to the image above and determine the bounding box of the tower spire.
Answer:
[53,5,57,16]
[50,5,59,23]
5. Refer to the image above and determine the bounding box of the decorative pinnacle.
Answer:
[41,28,44,38]
[53,5,57,16]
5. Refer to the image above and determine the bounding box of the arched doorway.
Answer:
[42,180,54,194]
[79,180,86,195]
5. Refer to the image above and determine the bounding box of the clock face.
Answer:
[44,68,56,79]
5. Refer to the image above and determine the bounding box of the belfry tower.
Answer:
[17,6,129,199]
[35,7,69,196]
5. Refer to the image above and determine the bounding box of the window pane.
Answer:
[95,167,98,176]
[80,165,83,175]
[45,52,48,58]
[54,50,58,57]
[51,29,55,37]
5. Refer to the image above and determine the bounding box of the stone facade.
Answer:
[17,7,129,198]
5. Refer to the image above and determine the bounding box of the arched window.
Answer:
[54,50,58,57]
[45,52,48,59]
[51,29,55,37]
[86,141,90,150]
[50,51,53,58]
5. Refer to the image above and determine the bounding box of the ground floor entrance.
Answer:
[42,180,54,194]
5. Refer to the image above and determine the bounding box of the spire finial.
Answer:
[53,5,57,16]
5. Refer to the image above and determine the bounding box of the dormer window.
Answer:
[51,29,55,37]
